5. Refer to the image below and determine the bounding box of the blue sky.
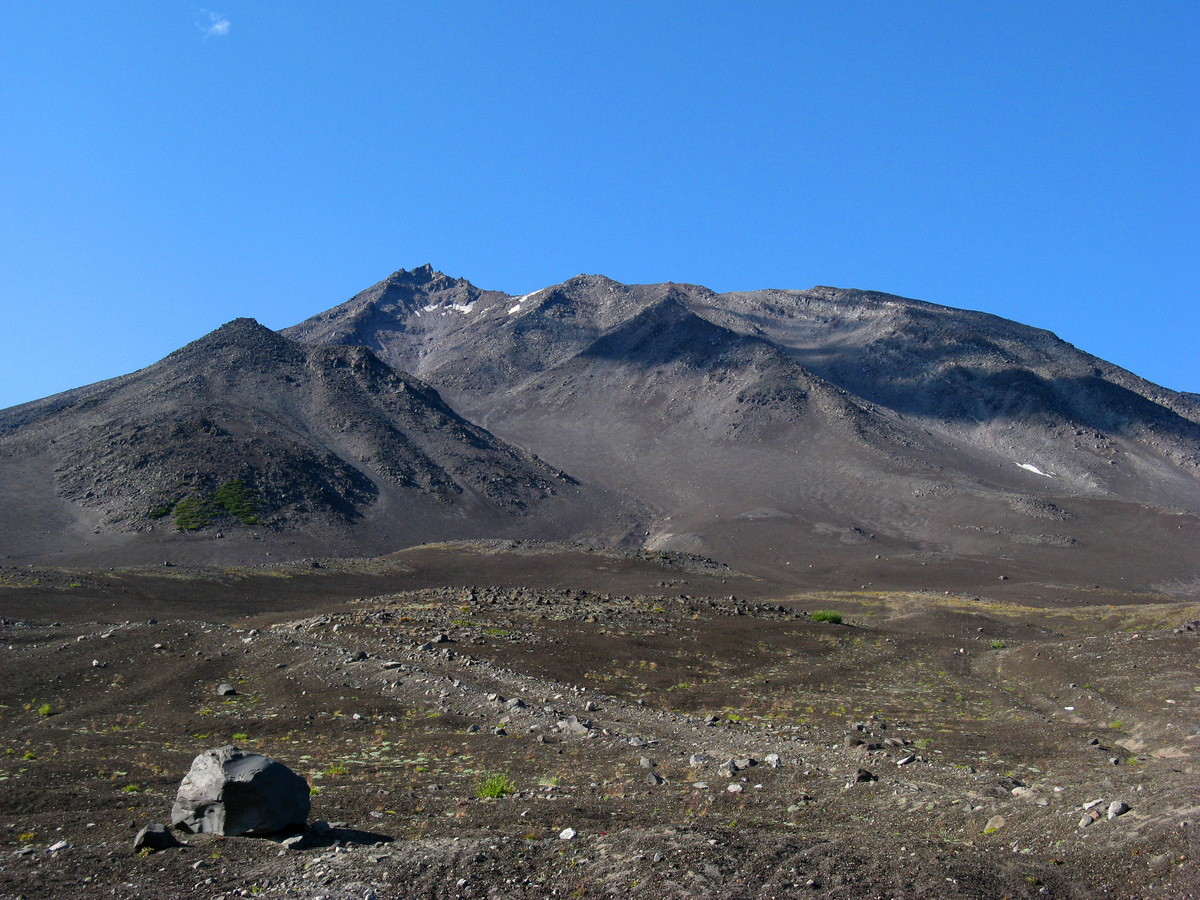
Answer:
[2,3,1197,409]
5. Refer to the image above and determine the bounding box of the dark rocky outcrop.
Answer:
[171,746,310,836]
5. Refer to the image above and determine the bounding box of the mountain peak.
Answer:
[379,264,470,292]
[160,317,298,371]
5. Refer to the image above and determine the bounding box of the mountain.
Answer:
[3,266,1197,595]
[284,268,1200,596]
[0,318,631,565]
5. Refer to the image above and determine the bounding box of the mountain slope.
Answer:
[0,318,629,564]
[283,268,1200,595]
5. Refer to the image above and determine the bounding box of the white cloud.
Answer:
[198,10,230,38]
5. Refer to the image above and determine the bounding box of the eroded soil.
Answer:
[1,545,1198,899]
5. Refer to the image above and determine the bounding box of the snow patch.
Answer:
[423,304,439,312]
[1017,462,1054,477]
[507,303,522,315]
[450,302,476,315]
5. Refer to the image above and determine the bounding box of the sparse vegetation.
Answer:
[990,640,1007,649]
[173,497,212,531]
[476,772,515,799]
[213,478,261,524]
[811,610,843,625]
[170,478,261,530]
[37,703,52,717]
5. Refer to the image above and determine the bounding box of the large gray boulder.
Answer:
[171,746,310,836]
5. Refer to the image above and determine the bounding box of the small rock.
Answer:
[727,783,743,793]
[505,697,525,710]
[896,754,916,766]
[646,771,665,786]
[689,754,707,767]
[133,823,182,852]
[584,700,599,712]
[854,769,876,783]
[984,815,1005,832]
[764,753,781,769]
[559,827,577,840]
[734,757,755,769]
[718,760,739,777]
[216,683,237,697]
[639,756,654,768]
[1078,815,1093,829]
[557,715,591,735]
[1108,800,1130,819]
[47,840,69,853]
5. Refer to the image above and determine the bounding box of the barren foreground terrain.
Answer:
[1,543,1198,899]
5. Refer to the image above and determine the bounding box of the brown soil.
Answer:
[1,544,1198,899]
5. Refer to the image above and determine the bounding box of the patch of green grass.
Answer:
[325,762,347,777]
[121,784,141,793]
[232,732,249,742]
[990,640,1007,649]
[213,479,260,525]
[1109,719,1124,730]
[173,497,212,531]
[483,627,511,637]
[168,478,261,530]
[37,703,52,717]
[810,610,843,625]
[476,772,515,799]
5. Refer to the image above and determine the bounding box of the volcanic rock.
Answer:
[171,746,310,836]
